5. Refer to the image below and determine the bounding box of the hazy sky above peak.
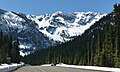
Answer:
[0,0,119,15]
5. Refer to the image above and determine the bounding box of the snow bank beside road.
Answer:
[56,63,120,72]
[41,63,120,72]
[41,64,52,66]
[0,63,24,72]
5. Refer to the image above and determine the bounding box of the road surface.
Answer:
[13,66,110,72]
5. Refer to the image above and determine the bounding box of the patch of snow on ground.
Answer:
[19,44,32,49]
[41,64,52,66]
[0,63,24,72]
[56,63,120,72]
[41,63,120,72]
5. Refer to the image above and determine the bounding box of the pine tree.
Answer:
[90,37,93,65]
[87,42,90,65]
[113,4,120,67]
[73,53,79,65]
[10,39,21,63]
[102,25,114,67]
[115,35,119,67]
[93,33,100,66]
[0,46,4,64]
[0,31,6,64]
[78,57,83,65]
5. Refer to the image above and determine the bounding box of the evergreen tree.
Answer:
[0,46,4,64]
[113,3,120,67]
[90,37,93,65]
[10,39,21,63]
[87,42,90,65]
[93,33,100,66]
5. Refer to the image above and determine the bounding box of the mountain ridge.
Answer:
[0,9,106,56]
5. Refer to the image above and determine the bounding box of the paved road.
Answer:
[14,66,110,72]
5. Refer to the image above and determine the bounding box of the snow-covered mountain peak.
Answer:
[3,11,25,22]
[52,11,63,16]
[0,9,107,56]
[28,11,107,42]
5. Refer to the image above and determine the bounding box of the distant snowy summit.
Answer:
[0,9,106,56]
[27,11,106,42]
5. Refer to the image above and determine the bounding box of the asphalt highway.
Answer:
[13,66,110,72]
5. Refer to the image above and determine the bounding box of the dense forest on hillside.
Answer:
[0,31,21,64]
[23,4,120,67]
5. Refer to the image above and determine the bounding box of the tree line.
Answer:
[23,4,120,67]
[0,31,21,64]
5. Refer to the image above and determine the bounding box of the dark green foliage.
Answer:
[0,31,21,64]
[93,33,101,66]
[23,4,120,68]
[113,3,120,67]
[10,39,21,63]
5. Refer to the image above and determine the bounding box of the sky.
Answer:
[0,0,119,15]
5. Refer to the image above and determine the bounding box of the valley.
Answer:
[0,1,120,72]
[0,9,106,56]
